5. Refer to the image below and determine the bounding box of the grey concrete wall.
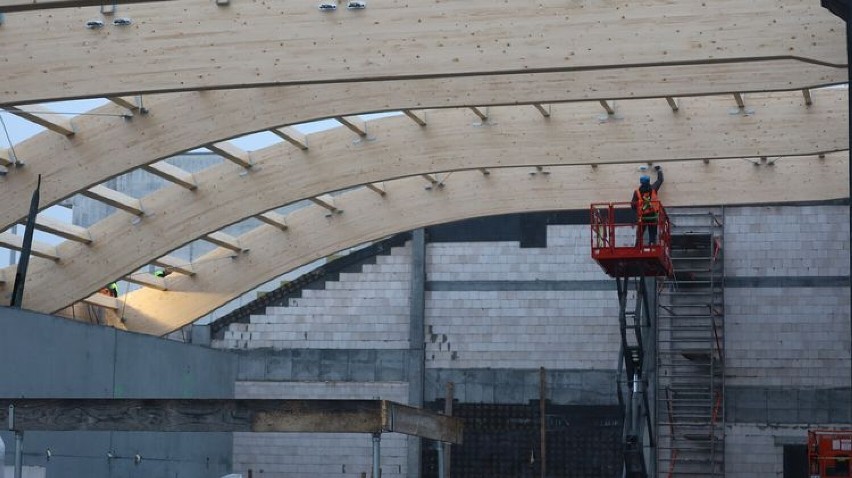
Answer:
[0,307,237,478]
[722,205,852,477]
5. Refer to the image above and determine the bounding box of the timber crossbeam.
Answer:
[0,399,463,443]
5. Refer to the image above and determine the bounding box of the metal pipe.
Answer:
[371,433,381,478]
[436,442,445,478]
[14,431,22,478]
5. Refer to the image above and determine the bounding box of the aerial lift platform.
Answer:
[591,201,673,478]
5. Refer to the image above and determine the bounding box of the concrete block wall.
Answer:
[722,205,852,474]
[233,382,409,478]
[425,225,620,370]
[214,244,412,350]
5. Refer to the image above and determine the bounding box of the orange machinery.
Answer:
[590,201,673,278]
[809,430,852,478]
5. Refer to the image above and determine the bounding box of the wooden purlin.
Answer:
[0,90,847,318]
[111,156,851,334]
[0,0,844,104]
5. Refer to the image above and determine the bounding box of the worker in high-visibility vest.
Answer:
[631,165,664,245]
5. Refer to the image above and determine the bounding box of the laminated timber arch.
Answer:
[0,64,847,230]
[0,0,846,105]
[112,155,849,335]
[0,91,847,326]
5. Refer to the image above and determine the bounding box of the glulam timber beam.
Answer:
[256,211,289,231]
[2,95,847,313]
[143,162,198,190]
[4,106,74,136]
[151,255,195,276]
[1,72,847,231]
[82,186,144,216]
[207,142,253,168]
[33,215,91,244]
[0,399,463,443]
[104,155,851,334]
[0,231,59,260]
[0,0,844,104]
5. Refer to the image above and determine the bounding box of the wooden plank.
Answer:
[204,231,244,252]
[1,64,846,233]
[5,105,74,136]
[0,0,173,12]
[144,162,198,190]
[421,174,439,186]
[0,231,59,260]
[123,273,167,291]
[335,116,367,137]
[81,292,119,310]
[310,195,340,213]
[0,0,844,104]
[365,183,386,196]
[34,215,92,244]
[533,104,551,118]
[107,96,140,111]
[0,399,462,442]
[402,110,427,127]
[151,255,195,276]
[270,128,308,151]
[469,107,487,121]
[256,211,289,231]
[207,141,253,168]
[82,185,144,216]
[383,402,464,444]
[665,97,679,112]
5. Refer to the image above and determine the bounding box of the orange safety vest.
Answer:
[635,188,660,218]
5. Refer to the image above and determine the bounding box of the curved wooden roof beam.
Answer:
[0,86,846,231]
[0,0,844,105]
[0,93,846,315]
[112,154,848,335]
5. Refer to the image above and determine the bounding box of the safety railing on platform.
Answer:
[590,201,673,277]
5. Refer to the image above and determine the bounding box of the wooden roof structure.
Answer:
[0,0,848,335]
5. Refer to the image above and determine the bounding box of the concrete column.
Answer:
[407,229,427,478]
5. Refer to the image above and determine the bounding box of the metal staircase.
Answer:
[656,209,725,478]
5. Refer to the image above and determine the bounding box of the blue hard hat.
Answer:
[639,175,651,184]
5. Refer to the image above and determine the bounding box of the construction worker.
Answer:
[153,269,170,278]
[107,282,119,297]
[631,165,664,245]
